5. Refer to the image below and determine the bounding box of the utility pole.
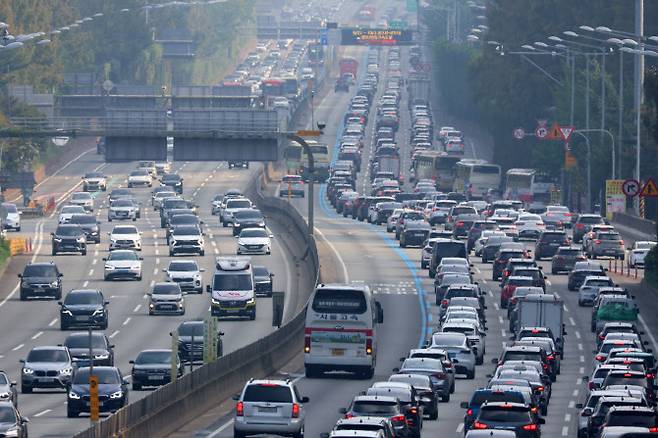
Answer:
[633,0,644,215]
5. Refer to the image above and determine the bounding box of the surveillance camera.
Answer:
[317,122,326,131]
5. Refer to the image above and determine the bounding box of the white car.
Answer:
[628,241,657,268]
[236,228,273,255]
[82,172,107,192]
[103,249,142,281]
[473,230,507,256]
[127,169,152,188]
[155,162,171,175]
[152,191,177,210]
[69,192,94,212]
[301,67,314,80]
[108,199,138,221]
[514,214,545,240]
[108,225,142,251]
[168,225,204,256]
[59,205,86,224]
[220,197,253,227]
[2,202,21,231]
[163,260,204,293]
[138,160,157,177]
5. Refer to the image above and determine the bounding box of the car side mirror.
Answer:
[206,285,211,293]
[129,360,135,364]
[392,367,400,372]
[50,232,54,236]
[10,381,16,387]
[491,358,498,364]
[17,274,22,278]
[146,293,152,296]
[139,257,144,260]
[582,376,589,382]
[538,418,546,424]
[104,301,110,305]
[59,273,63,277]
[270,273,275,277]
[460,401,469,409]
[19,359,24,364]
[109,345,115,349]
[301,396,310,403]
[162,268,167,272]
[57,301,62,305]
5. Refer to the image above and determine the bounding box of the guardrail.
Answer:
[612,212,656,238]
[73,170,319,438]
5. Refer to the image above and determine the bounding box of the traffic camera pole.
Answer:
[286,134,315,236]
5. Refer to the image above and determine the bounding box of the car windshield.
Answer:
[112,200,133,207]
[156,192,176,199]
[65,292,101,305]
[433,334,465,347]
[71,193,91,200]
[213,273,252,291]
[243,384,293,403]
[73,368,119,384]
[153,284,180,295]
[557,248,581,256]
[0,405,16,423]
[113,227,137,234]
[70,215,96,224]
[178,322,203,336]
[240,229,268,238]
[542,233,566,242]
[65,335,105,349]
[131,170,149,176]
[471,392,525,405]
[173,226,199,235]
[227,200,251,209]
[312,289,367,314]
[62,206,84,213]
[23,265,57,277]
[607,412,656,427]
[108,251,138,261]
[163,175,181,181]
[164,200,187,209]
[0,374,7,384]
[85,172,103,178]
[27,349,68,362]
[435,242,466,256]
[171,215,197,224]
[478,407,531,423]
[136,351,171,364]
[599,233,621,241]
[504,352,541,361]
[234,210,263,220]
[580,216,603,224]
[169,261,197,271]
[56,226,83,236]
[353,401,398,415]
[389,374,430,388]
[605,374,648,387]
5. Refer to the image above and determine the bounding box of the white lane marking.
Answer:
[88,269,94,276]
[211,241,217,247]
[134,304,142,313]
[579,355,585,363]
[487,290,493,298]
[83,281,89,288]
[578,343,583,351]
[572,389,579,397]
[501,329,507,337]
[48,318,58,327]
[569,400,576,408]
[562,426,569,436]
[34,409,51,417]
[456,423,464,433]
[473,267,481,274]
[31,331,43,340]
[213,247,219,254]
[12,344,24,351]
[493,302,500,310]
[565,413,571,422]
[498,316,504,324]
[150,280,155,287]
[575,331,581,339]
[109,330,120,339]
[156,258,160,265]
[546,280,552,286]
[155,249,160,255]
[638,314,658,354]
[579,367,585,374]
[569,317,576,326]
[482,279,488,285]
[123,317,131,326]
[564,305,570,313]
[92,258,98,265]
[153,268,158,275]
[314,226,350,283]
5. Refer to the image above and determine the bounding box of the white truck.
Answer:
[514,294,566,356]
[375,155,401,180]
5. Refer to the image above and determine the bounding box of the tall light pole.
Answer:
[634,0,644,215]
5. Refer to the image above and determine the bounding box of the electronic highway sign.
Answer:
[340,28,414,45]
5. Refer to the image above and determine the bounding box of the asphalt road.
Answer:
[0,151,304,437]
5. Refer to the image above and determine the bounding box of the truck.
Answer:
[514,294,565,356]
[374,155,401,181]
[407,75,431,108]
[339,58,359,83]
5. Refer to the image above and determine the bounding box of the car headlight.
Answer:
[211,298,221,305]
[94,354,109,360]
[0,392,10,399]
[199,239,204,245]
[22,368,34,374]
[61,309,73,316]
[68,391,81,399]
[105,264,115,270]
[258,222,265,227]
[59,367,73,375]
[92,309,105,316]
[53,238,62,242]
[110,390,123,399]
[233,222,240,227]
[77,237,86,243]
[178,301,184,307]
[50,281,59,287]
[246,298,256,305]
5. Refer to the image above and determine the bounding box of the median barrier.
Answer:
[73,167,319,438]
[612,212,656,237]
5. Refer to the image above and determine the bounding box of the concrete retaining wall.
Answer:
[612,212,656,237]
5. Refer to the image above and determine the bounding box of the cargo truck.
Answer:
[514,294,566,356]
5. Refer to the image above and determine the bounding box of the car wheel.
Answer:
[51,248,57,256]
[551,268,557,275]
[360,367,374,379]
[21,385,32,394]
[132,382,141,391]
[101,320,108,330]
[81,249,87,256]
[292,429,304,438]
[429,407,439,420]
[67,408,78,418]
[169,250,174,256]
[441,393,450,402]
[233,428,246,438]
[249,311,256,321]
[60,321,68,330]
[132,217,137,222]
[476,356,483,365]
[19,290,27,301]
[200,250,205,256]
[54,290,62,300]
[136,276,142,281]
[466,369,475,379]
[305,365,319,378]
[222,221,228,228]
[108,218,112,222]
[16,227,20,232]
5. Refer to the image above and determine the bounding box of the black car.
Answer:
[130,349,182,390]
[166,214,202,244]
[228,160,249,169]
[231,209,265,236]
[429,239,468,278]
[51,224,87,255]
[66,367,128,418]
[0,402,28,437]
[176,320,223,363]
[68,214,101,244]
[473,402,543,437]
[18,262,63,300]
[161,174,183,194]
[467,220,498,252]
[160,198,191,227]
[534,230,570,260]
[253,265,274,297]
[59,289,109,330]
[63,332,114,367]
[400,221,431,248]
[452,214,480,239]
[108,188,133,203]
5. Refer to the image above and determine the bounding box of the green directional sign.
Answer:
[389,20,408,30]
[406,0,417,12]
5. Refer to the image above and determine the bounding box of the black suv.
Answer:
[176,320,223,363]
[534,230,570,260]
[58,289,109,330]
[18,262,63,300]
[253,265,274,297]
[51,224,87,255]
[467,220,498,252]
[68,214,101,244]
[130,349,182,390]
[161,173,183,194]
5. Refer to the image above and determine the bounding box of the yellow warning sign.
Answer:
[565,150,577,169]
[547,122,561,140]
[640,177,658,197]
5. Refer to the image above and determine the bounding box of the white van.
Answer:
[304,284,383,379]
[207,257,256,320]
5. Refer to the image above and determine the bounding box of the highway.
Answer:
[0,153,304,437]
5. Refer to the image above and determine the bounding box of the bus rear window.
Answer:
[312,289,367,314]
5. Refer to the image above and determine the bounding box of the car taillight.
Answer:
[536,386,545,392]
[599,334,605,340]
[236,401,244,416]
[577,223,584,229]
[391,414,406,423]
[304,336,311,353]
[547,354,554,361]
[595,240,602,244]
[345,412,354,419]
[648,373,655,379]
[466,409,473,416]
[588,381,595,390]
[366,338,373,355]
[595,355,605,362]
[522,424,538,431]
[433,372,446,379]
[565,213,572,217]
[473,421,488,429]
[292,403,300,418]
[457,221,464,226]
[530,406,538,413]
[620,240,625,245]
[441,299,449,307]
[648,426,658,432]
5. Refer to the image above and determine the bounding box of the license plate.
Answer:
[224,309,240,313]
[75,316,90,321]
[331,348,345,356]
[148,375,165,380]
[415,233,425,237]
[86,401,104,407]
[258,406,277,413]
[39,377,54,382]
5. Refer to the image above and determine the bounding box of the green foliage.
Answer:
[432,41,477,119]
[645,246,658,289]
[0,238,9,267]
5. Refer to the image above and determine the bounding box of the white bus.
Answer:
[453,159,502,199]
[504,169,556,205]
[304,284,383,379]
[411,151,461,192]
